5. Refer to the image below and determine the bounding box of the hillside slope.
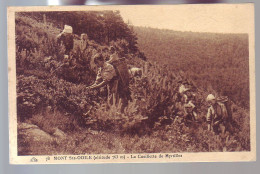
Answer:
[15,12,250,155]
[134,26,249,108]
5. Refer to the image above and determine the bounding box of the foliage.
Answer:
[135,27,249,108]
[16,11,250,155]
[18,11,138,51]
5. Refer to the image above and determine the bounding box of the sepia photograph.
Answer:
[8,4,255,164]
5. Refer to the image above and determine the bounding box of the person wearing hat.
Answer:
[174,85,197,124]
[182,88,198,124]
[57,25,74,58]
[206,94,229,134]
[87,53,117,90]
[86,53,127,110]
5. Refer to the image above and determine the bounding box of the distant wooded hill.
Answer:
[134,26,249,108]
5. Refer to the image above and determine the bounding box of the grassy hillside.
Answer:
[16,12,250,155]
[134,27,249,108]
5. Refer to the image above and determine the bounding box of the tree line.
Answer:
[18,11,138,53]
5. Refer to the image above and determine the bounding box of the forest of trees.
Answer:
[134,27,249,108]
[18,11,138,52]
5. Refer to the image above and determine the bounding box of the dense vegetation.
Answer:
[15,11,250,155]
[18,11,139,52]
[134,27,249,108]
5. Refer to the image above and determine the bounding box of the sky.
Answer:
[46,2,254,33]
[118,4,254,34]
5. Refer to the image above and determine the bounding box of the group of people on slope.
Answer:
[56,25,136,112]
[176,80,233,135]
[57,25,235,135]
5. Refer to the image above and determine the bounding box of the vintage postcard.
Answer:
[8,4,255,164]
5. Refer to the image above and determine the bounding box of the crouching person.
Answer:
[86,54,130,112]
[179,87,198,123]
[206,94,230,135]
[184,100,198,125]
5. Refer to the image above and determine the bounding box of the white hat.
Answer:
[63,25,73,34]
[81,33,88,40]
[206,94,215,102]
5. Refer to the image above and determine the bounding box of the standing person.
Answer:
[57,25,74,59]
[206,94,231,134]
[86,54,131,112]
